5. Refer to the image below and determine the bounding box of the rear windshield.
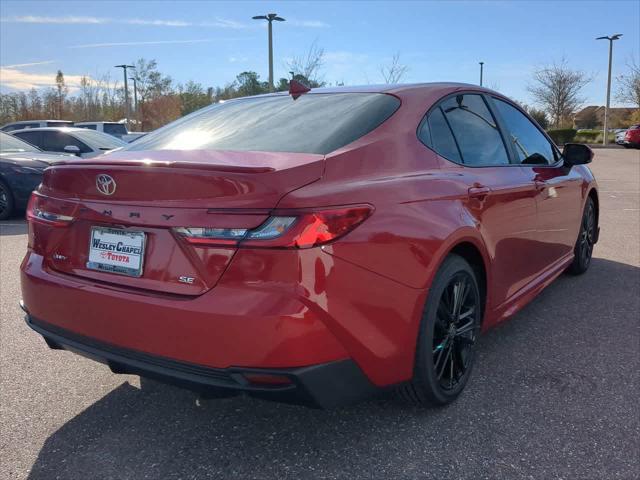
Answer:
[47,121,73,127]
[126,93,400,155]
[104,123,128,136]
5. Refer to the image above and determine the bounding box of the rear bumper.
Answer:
[24,312,378,408]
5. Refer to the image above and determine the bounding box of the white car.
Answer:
[10,127,126,158]
[615,129,628,145]
[0,119,74,132]
[75,121,147,143]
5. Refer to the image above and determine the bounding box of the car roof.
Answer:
[3,119,73,124]
[11,127,93,133]
[75,121,123,125]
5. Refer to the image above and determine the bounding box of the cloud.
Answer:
[0,66,90,91]
[1,15,107,24]
[69,39,215,49]
[0,60,55,69]
[287,19,330,28]
[0,15,248,29]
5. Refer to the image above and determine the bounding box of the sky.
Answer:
[1,0,639,107]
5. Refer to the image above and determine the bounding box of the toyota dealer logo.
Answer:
[96,174,116,196]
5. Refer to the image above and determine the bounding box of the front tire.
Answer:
[398,254,482,407]
[0,180,15,221]
[567,197,596,275]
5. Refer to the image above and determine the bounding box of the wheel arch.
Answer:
[425,230,491,327]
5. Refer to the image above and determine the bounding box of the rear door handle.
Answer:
[468,185,491,199]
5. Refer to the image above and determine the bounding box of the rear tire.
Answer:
[398,254,481,407]
[0,180,14,221]
[567,197,596,275]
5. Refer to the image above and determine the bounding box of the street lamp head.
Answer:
[252,15,268,20]
[596,34,623,41]
[273,16,286,22]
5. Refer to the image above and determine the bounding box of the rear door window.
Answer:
[440,94,510,166]
[13,130,43,147]
[42,131,91,153]
[420,108,462,163]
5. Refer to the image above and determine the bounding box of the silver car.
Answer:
[10,127,126,158]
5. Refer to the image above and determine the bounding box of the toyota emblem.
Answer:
[96,174,116,196]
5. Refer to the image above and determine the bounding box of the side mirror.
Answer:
[562,143,593,166]
[63,145,81,155]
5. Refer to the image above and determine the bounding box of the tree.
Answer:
[521,104,550,129]
[132,59,173,104]
[528,58,591,128]
[235,71,269,97]
[179,81,212,115]
[287,41,326,88]
[616,57,640,110]
[55,70,68,119]
[380,52,409,84]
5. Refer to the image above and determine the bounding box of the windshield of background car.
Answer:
[0,132,40,153]
[72,129,127,149]
[125,93,401,155]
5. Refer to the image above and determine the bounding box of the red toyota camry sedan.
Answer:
[20,83,599,408]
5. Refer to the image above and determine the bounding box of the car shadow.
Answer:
[0,218,27,236]
[26,257,640,479]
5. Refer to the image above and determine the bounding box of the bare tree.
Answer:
[528,58,591,128]
[616,56,640,109]
[380,52,409,84]
[287,41,325,87]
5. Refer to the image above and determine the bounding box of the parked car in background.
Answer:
[1,120,73,132]
[20,83,599,408]
[615,129,628,145]
[75,121,148,143]
[11,127,126,158]
[622,125,640,148]
[0,132,68,220]
[75,121,128,139]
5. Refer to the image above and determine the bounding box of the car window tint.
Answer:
[104,123,128,136]
[493,98,555,165]
[78,124,97,130]
[425,107,462,163]
[441,94,509,166]
[14,130,42,147]
[126,93,400,155]
[42,131,91,153]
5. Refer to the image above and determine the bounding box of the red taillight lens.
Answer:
[26,193,74,227]
[174,205,373,249]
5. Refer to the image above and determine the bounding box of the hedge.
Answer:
[547,129,577,145]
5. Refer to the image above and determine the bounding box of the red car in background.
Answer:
[623,124,640,148]
[20,83,599,408]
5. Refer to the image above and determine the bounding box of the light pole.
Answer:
[252,13,285,91]
[129,77,138,130]
[479,61,484,86]
[596,34,622,145]
[115,64,134,128]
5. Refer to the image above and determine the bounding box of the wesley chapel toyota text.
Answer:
[20,83,599,408]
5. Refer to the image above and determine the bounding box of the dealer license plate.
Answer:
[87,227,146,277]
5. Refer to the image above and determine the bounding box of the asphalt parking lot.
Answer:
[1,148,638,480]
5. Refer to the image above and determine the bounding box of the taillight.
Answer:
[26,193,74,227]
[174,205,372,249]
